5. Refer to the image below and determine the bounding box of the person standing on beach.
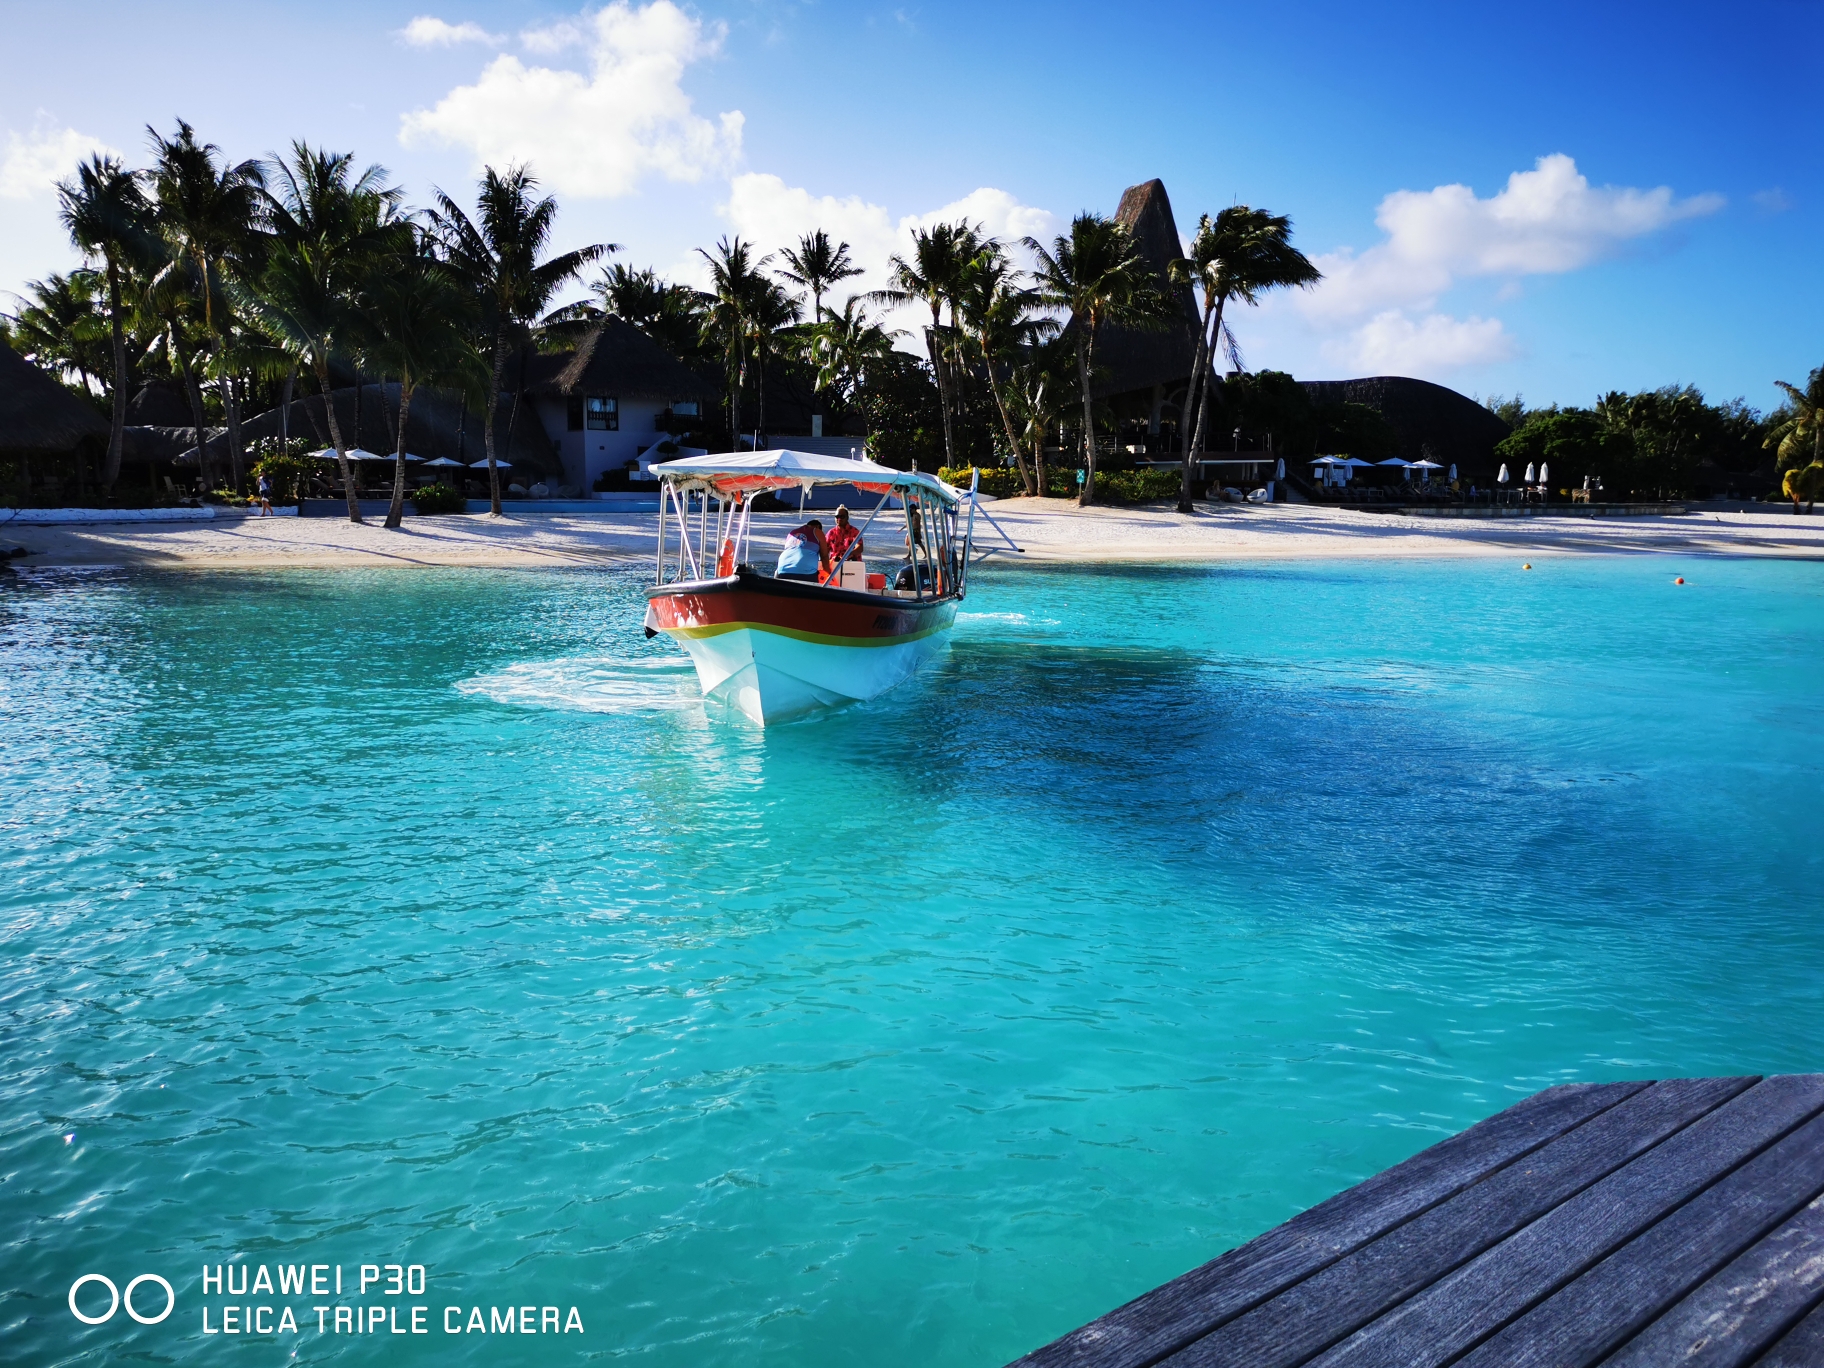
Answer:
[256,473,274,517]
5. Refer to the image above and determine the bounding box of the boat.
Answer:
[642,449,976,725]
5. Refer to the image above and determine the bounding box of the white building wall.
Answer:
[535,398,672,490]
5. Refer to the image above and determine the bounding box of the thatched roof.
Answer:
[1085,179,1201,400]
[126,381,194,426]
[1300,376,1512,475]
[224,383,562,476]
[0,339,109,454]
[519,319,718,401]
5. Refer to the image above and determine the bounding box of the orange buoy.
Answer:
[1675,576,1685,585]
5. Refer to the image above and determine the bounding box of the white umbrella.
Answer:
[1497,464,1510,484]
[313,448,345,461]
[424,456,466,468]
[345,448,385,462]
[1310,456,1339,465]
[1340,457,1375,468]
[1275,458,1285,479]
[1376,458,1411,467]
[1448,464,1457,480]
[1409,459,1443,469]
[469,458,511,469]
[1539,462,1549,485]
[1524,462,1536,483]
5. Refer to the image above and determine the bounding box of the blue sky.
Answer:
[1,0,1816,411]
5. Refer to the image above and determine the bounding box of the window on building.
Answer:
[566,396,584,431]
[586,396,618,431]
[671,400,699,417]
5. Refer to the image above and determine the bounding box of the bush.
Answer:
[1093,469,1181,503]
[938,465,1025,497]
[411,483,468,515]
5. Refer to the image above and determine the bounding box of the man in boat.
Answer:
[825,505,864,566]
[775,518,829,580]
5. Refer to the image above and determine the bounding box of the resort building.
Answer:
[517,319,719,492]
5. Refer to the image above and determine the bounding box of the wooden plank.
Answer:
[1005,1081,1645,1368]
[1602,1190,1824,1367]
[1458,1107,1824,1368]
[1303,1073,1824,1368]
[1753,1296,1824,1368]
[1155,1076,1753,1368]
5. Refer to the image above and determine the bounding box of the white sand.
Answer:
[7,500,1823,571]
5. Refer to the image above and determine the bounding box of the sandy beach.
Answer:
[6,499,1822,571]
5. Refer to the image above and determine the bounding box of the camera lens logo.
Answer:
[68,1274,175,1326]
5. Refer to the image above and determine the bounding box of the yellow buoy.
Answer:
[1522,563,1532,570]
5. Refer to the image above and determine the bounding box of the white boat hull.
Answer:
[671,621,952,725]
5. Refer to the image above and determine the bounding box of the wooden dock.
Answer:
[1007,1075,1824,1368]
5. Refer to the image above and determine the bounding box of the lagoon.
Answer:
[2,556,1821,1366]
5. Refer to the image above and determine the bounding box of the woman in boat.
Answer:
[775,519,829,580]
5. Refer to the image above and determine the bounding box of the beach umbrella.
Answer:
[469,458,511,469]
[1409,459,1443,468]
[424,456,466,467]
[313,448,344,461]
[1309,455,1337,465]
[1539,462,1549,485]
[1524,462,1536,483]
[1376,458,1411,467]
[1497,464,1510,484]
[1275,458,1285,479]
[1449,464,1457,481]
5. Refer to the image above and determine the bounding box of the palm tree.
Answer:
[58,156,155,493]
[1766,367,1824,513]
[9,271,111,496]
[354,232,476,527]
[244,142,408,522]
[874,221,981,468]
[748,278,800,447]
[955,244,1054,494]
[1024,214,1169,505]
[697,236,770,451]
[807,296,904,438]
[1005,335,1076,497]
[777,230,862,323]
[429,165,612,515]
[148,121,265,492]
[1169,207,1321,512]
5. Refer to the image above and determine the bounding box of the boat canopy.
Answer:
[651,448,960,506]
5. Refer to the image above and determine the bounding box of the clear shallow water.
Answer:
[2,555,1821,1366]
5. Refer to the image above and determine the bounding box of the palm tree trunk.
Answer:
[386,378,414,528]
[756,343,767,448]
[484,330,505,516]
[222,373,245,494]
[1077,333,1097,506]
[926,313,956,467]
[315,358,361,523]
[1178,291,1218,513]
[177,349,213,493]
[101,254,127,494]
[982,347,1031,495]
[1187,297,1227,467]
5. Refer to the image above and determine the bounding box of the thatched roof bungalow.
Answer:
[0,339,108,460]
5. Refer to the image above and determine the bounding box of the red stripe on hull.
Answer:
[648,576,953,640]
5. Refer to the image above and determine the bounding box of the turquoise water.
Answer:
[3,555,1821,1367]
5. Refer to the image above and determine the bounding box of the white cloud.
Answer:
[0,118,119,201]
[1323,310,1516,374]
[1302,154,1723,323]
[398,16,504,47]
[399,1,741,198]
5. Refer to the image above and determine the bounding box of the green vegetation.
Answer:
[410,482,468,515]
[1492,386,1771,499]
[7,113,1818,515]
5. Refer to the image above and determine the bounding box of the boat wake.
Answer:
[457,655,702,715]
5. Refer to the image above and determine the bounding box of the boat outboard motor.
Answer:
[893,564,936,592]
